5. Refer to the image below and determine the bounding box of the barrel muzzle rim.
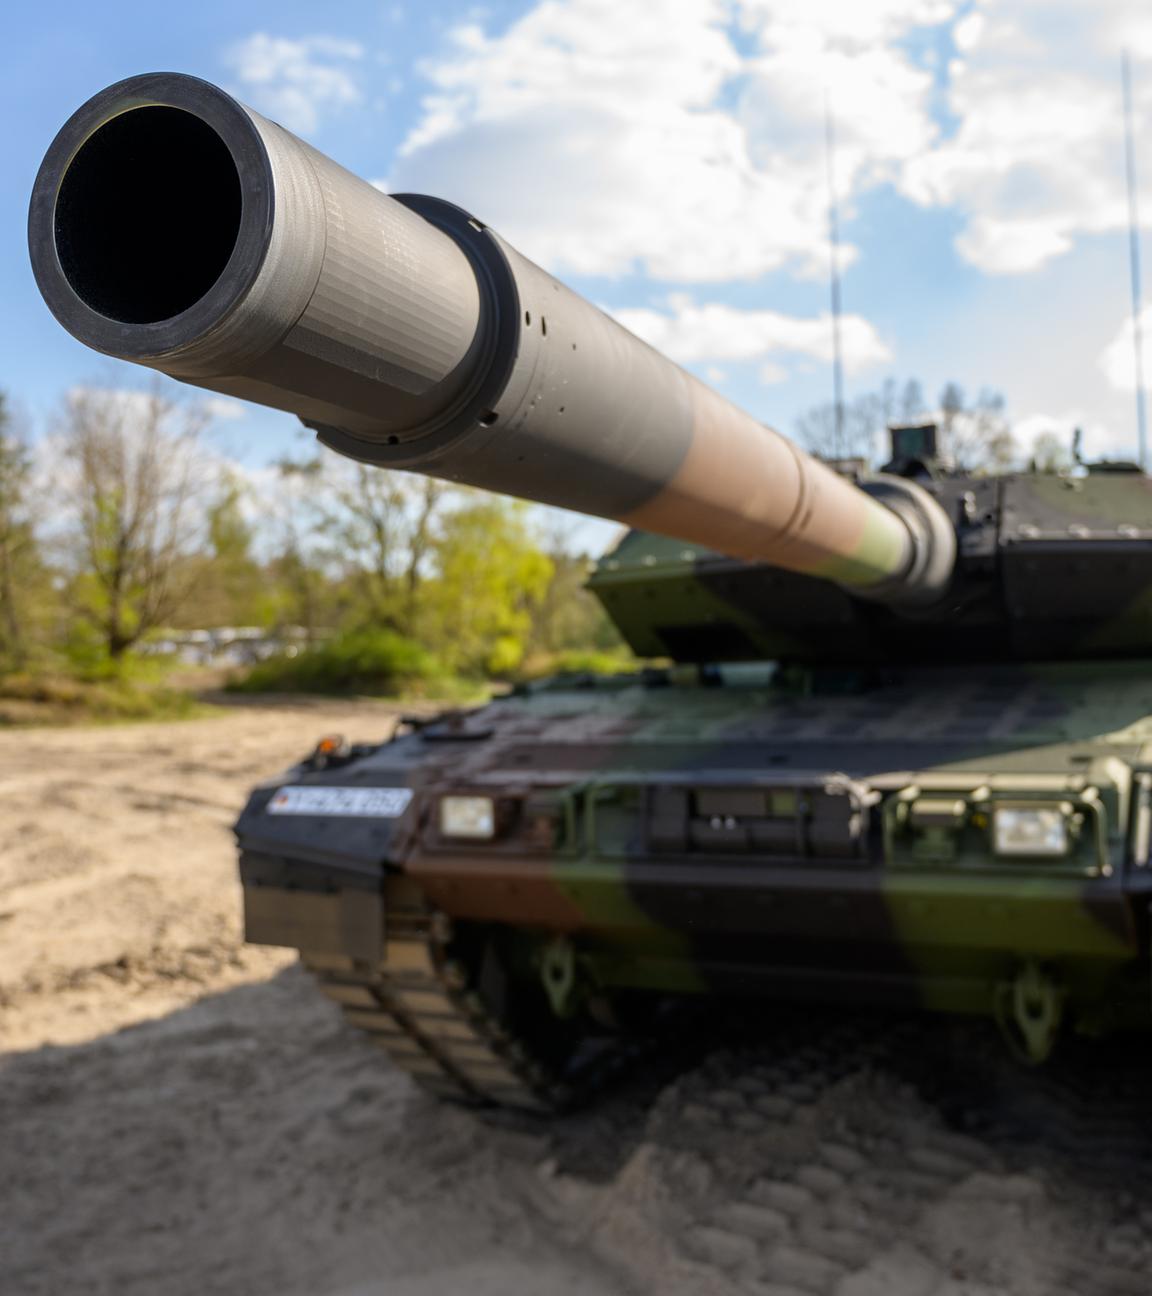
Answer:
[856,474,957,608]
[315,193,523,468]
[28,71,274,362]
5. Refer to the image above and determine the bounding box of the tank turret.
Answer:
[591,419,1152,664]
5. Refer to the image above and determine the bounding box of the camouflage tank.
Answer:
[29,74,1152,1109]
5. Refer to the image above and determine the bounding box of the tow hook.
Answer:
[995,960,1065,1064]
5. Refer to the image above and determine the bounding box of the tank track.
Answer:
[302,908,631,1113]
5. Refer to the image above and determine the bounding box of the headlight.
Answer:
[993,807,1068,857]
[440,795,496,840]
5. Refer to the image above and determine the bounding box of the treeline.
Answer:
[0,383,624,692]
[795,377,1025,470]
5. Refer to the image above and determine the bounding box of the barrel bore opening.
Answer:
[54,107,242,324]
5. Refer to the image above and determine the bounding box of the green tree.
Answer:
[0,395,40,666]
[317,462,446,635]
[422,497,553,676]
[324,462,406,628]
[173,470,272,628]
[403,477,445,632]
[266,456,330,642]
[527,518,624,658]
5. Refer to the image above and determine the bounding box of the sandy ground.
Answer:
[3,699,1152,1296]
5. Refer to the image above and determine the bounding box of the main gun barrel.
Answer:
[29,73,953,604]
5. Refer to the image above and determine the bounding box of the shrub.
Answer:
[229,629,446,696]
[515,648,638,681]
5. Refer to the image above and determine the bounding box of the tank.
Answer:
[29,73,1152,1110]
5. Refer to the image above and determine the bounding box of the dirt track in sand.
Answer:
[3,699,1152,1296]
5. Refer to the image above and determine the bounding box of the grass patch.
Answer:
[0,671,208,727]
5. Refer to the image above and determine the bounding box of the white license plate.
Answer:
[266,786,414,817]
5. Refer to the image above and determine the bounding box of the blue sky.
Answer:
[5,0,1152,489]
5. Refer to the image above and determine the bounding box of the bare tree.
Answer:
[796,398,873,461]
[322,461,407,628]
[939,383,1014,471]
[315,458,450,635]
[403,476,445,631]
[797,377,1015,472]
[0,394,35,665]
[266,455,328,643]
[57,382,210,659]
[1031,430,1072,473]
[796,378,899,462]
[898,379,927,423]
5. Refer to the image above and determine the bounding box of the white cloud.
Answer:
[757,360,790,385]
[225,33,363,135]
[613,294,891,375]
[737,0,954,46]
[1099,305,1152,392]
[223,2,1152,294]
[63,385,169,426]
[953,217,1075,276]
[1014,408,1136,462]
[204,397,247,423]
[389,0,956,282]
[900,0,1152,274]
[952,10,986,51]
[64,386,247,431]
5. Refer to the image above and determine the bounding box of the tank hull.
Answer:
[236,663,1152,1102]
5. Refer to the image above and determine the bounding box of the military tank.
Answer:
[29,73,1152,1110]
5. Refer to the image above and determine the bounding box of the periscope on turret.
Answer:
[27,73,1152,1110]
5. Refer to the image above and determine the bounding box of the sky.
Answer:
[6,0,1152,516]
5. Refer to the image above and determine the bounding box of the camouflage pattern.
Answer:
[28,71,1152,1105]
[232,649,1152,1100]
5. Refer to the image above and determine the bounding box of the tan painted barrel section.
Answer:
[623,379,913,587]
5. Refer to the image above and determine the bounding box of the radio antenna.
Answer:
[824,93,846,462]
[1123,50,1148,470]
